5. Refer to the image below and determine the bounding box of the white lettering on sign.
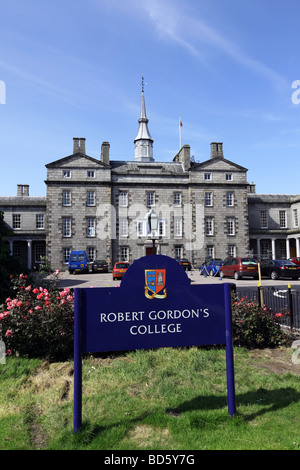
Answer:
[99,307,210,336]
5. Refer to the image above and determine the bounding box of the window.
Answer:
[62,247,71,264]
[147,192,155,207]
[62,218,71,237]
[87,170,95,178]
[261,241,270,259]
[12,214,21,229]
[279,210,287,228]
[119,192,128,207]
[205,217,214,236]
[175,246,183,259]
[228,245,236,257]
[62,190,71,206]
[173,192,181,207]
[226,192,234,207]
[36,214,44,229]
[280,241,286,259]
[120,246,129,261]
[87,218,95,237]
[260,210,268,229]
[226,173,233,181]
[87,191,95,206]
[137,219,146,237]
[62,170,71,178]
[158,220,166,237]
[204,173,212,181]
[205,192,213,207]
[293,209,298,228]
[120,218,128,237]
[174,217,182,237]
[87,247,95,262]
[34,244,45,264]
[227,218,235,236]
[207,245,214,259]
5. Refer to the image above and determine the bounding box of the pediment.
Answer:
[191,157,247,172]
[46,153,108,169]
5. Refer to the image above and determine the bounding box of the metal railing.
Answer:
[235,285,300,330]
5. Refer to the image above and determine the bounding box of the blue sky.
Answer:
[0,0,300,196]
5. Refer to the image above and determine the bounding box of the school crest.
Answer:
[145,269,167,299]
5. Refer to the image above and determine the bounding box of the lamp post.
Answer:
[147,209,158,254]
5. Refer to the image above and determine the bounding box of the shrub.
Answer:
[0,273,74,361]
[231,297,289,348]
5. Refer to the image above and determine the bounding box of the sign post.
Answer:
[73,255,236,432]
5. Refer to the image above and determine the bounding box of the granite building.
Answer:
[1,85,299,271]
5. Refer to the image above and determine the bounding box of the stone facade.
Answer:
[42,138,251,271]
[248,194,300,259]
[0,185,46,269]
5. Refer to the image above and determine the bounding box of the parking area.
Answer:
[53,268,299,290]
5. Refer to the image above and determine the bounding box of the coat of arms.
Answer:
[144,269,167,299]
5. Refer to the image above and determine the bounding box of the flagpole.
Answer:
[179,116,182,150]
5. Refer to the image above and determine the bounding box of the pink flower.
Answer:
[33,288,39,294]
[5,330,13,338]
[275,313,283,318]
[25,285,32,291]
[37,293,44,299]
[6,350,12,356]
[35,306,42,311]
[16,301,23,307]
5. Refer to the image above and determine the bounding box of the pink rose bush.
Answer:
[232,297,290,348]
[0,274,74,360]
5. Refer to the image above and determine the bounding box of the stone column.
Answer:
[271,238,276,260]
[27,240,32,270]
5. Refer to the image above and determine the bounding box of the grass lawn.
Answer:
[0,346,300,450]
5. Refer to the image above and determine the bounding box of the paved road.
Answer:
[52,269,300,291]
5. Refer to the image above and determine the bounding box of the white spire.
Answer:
[134,75,154,162]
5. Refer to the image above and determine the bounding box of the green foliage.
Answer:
[0,273,74,361]
[232,297,290,349]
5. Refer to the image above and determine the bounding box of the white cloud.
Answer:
[134,0,287,90]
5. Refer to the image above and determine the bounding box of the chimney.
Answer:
[79,137,86,154]
[210,142,223,159]
[101,141,110,165]
[73,137,86,154]
[173,145,190,171]
[73,138,79,154]
[17,184,29,197]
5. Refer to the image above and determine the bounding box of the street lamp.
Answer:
[147,209,158,254]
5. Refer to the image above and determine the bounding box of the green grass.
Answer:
[0,347,300,450]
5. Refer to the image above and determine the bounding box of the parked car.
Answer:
[289,257,300,266]
[260,259,300,280]
[112,261,130,280]
[92,259,109,273]
[68,251,88,274]
[220,257,258,280]
[176,258,192,271]
[200,259,223,276]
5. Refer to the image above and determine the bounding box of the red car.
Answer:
[290,257,300,266]
[220,257,258,280]
[112,262,130,280]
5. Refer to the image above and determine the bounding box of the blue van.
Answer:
[68,251,88,274]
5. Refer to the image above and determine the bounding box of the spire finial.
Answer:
[140,74,147,93]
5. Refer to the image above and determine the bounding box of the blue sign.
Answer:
[74,255,236,432]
